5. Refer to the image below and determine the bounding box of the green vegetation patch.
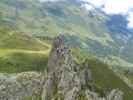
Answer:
[87,59,133,100]
[0,27,49,50]
[72,49,133,100]
[0,51,48,73]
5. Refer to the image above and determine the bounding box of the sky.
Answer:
[82,0,133,28]
[39,0,133,28]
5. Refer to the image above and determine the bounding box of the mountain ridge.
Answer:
[0,0,133,66]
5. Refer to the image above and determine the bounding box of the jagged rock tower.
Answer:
[42,34,123,100]
[42,34,92,100]
[0,34,123,100]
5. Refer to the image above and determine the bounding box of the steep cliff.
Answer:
[0,35,123,100]
[42,34,123,100]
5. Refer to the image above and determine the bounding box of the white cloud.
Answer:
[128,12,133,28]
[83,0,133,14]
[82,4,93,10]
[83,0,133,28]
[103,0,133,14]
[82,0,106,7]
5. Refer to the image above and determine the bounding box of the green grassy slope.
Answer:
[0,27,50,73]
[0,27,49,50]
[0,0,113,46]
[87,59,133,100]
[0,0,133,66]
[0,52,48,73]
[72,49,133,100]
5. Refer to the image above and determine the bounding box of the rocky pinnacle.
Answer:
[0,34,123,100]
[42,34,123,100]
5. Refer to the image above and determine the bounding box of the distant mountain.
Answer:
[0,0,133,67]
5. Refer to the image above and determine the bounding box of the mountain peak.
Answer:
[42,34,123,100]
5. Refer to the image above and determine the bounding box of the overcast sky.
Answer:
[39,0,133,28]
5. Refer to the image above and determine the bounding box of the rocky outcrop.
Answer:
[41,34,123,100]
[0,72,43,100]
[107,89,123,100]
[0,34,123,100]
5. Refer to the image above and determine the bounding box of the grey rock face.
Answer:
[107,89,123,100]
[0,72,43,100]
[42,34,123,100]
[64,87,79,100]
[0,34,123,100]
